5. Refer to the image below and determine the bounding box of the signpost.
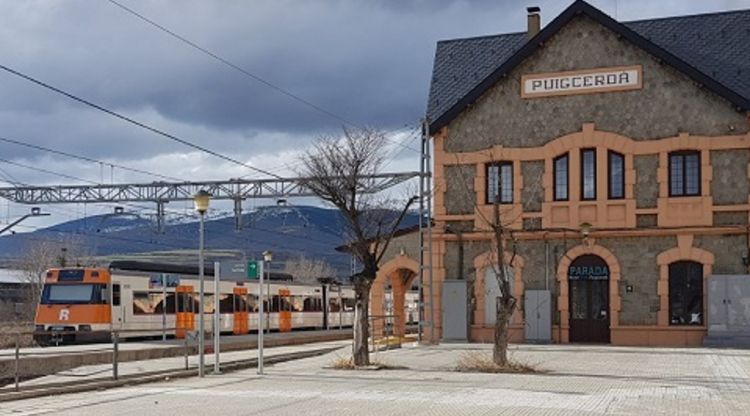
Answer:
[247,260,264,375]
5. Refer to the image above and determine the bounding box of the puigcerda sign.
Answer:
[522,65,642,98]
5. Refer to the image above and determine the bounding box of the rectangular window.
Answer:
[486,162,513,204]
[608,151,625,199]
[553,154,569,201]
[580,149,596,200]
[112,284,121,306]
[669,151,701,196]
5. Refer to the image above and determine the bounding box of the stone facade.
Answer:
[444,164,475,215]
[693,234,747,275]
[634,155,659,209]
[521,161,544,212]
[444,15,748,153]
[711,150,750,205]
[428,6,750,347]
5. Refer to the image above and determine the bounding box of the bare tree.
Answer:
[283,255,336,284]
[16,238,93,307]
[300,127,417,366]
[450,150,534,366]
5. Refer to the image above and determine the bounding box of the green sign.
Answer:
[247,261,260,279]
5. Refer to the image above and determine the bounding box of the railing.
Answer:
[0,326,351,399]
[0,328,193,393]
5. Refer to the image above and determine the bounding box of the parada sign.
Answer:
[521,65,642,98]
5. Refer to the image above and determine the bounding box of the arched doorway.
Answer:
[568,254,610,343]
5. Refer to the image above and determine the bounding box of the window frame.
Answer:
[553,153,569,202]
[668,150,701,197]
[607,150,625,200]
[485,161,514,205]
[580,148,597,201]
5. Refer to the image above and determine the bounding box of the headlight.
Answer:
[79,325,92,331]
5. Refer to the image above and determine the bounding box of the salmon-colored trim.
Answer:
[371,255,420,338]
[655,234,714,327]
[434,124,750,231]
[555,242,621,343]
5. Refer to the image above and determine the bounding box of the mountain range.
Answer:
[0,205,419,278]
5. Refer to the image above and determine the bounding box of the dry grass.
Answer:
[328,354,408,371]
[0,322,35,349]
[455,350,543,374]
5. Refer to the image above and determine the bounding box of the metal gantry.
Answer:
[0,172,420,232]
[418,119,435,344]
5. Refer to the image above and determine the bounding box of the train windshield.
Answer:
[41,284,106,305]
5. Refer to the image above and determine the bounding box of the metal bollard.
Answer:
[184,335,189,371]
[14,333,20,391]
[112,331,119,380]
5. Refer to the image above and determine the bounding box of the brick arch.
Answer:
[556,242,621,343]
[655,234,714,326]
[473,250,526,328]
[371,255,419,337]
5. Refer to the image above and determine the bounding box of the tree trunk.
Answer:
[352,284,371,366]
[493,297,515,366]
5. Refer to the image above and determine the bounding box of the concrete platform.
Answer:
[0,329,351,383]
[3,343,750,415]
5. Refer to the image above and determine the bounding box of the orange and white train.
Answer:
[34,262,356,345]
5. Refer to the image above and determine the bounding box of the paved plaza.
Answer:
[2,343,750,415]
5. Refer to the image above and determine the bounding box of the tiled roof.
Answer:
[426,1,750,131]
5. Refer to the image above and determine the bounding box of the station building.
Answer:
[373,1,750,346]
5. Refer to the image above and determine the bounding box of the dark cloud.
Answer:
[0,0,747,189]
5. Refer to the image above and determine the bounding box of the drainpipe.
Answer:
[544,233,550,291]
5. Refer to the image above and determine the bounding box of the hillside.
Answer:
[0,205,419,278]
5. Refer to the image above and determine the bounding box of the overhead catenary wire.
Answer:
[0,135,185,182]
[107,0,420,154]
[0,63,283,179]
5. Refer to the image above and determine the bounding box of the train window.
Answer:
[204,294,215,314]
[291,296,304,312]
[133,292,177,315]
[304,296,323,312]
[343,298,356,312]
[246,294,258,312]
[328,298,341,312]
[219,294,234,314]
[41,284,106,305]
[112,284,121,306]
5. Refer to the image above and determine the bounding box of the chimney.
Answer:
[527,6,541,39]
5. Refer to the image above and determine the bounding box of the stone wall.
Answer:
[711,150,750,205]
[694,234,747,275]
[380,232,421,265]
[634,155,659,209]
[444,164,476,215]
[444,15,747,153]
[521,161,545,212]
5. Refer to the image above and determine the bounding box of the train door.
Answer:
[175,285,195,339]
[279,288,292,332]
[111,282,124,331]
[233,287,249,334]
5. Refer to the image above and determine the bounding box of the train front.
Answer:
[34,268,112,345]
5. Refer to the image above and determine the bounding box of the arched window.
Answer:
[668,261,703,325]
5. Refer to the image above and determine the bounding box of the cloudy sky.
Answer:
[0,0,749,230]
